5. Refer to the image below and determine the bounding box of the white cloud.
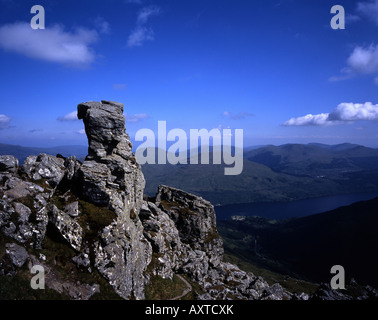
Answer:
[0,22,98,66]
[136,6,160,25]
[125,113,148,122]
[330,44,378,83]
[127,26,154,47]
[57,111,78,121]
[0,114,11,129]
[223,111,254,120]
[127,5,160,48]
[347,44,378,74]
[284,102,378,126]
[283,113,331,126]
[357,0,378,25]
[328,102,378,121]
[77,129,86,134]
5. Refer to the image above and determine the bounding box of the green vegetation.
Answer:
[218,197,378,290]
[77,199,117,247]
[0,265,69,300]
[145,274,188,300]
[142,144,378,205]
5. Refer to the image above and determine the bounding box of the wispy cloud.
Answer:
[77,129,86,135]
[346,14,361,23]
[57,111,78,121]
[357,0,378,25]
[330,44,378,84]
[136,6,160,25]
[223,111,254,120]
[0,22,98,67]
[125,113,148,122]
[283,102,378,126]
[0,114,11,129]
[94,16,111,34]
[127,26,154,47]
[127,5,161,48]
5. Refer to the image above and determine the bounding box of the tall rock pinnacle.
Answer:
[77,100,151,300]
[77,100,133,160]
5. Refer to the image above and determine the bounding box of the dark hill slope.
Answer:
[219,197,378,287]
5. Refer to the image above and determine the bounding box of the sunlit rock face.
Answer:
[77,100,151,300]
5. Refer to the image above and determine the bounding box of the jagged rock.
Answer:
[0,243,29,276]
[28,255,100,300]
[21,154,66,188]
[77,100,151,299]
[139,201,185,279]
[156,185,224,268]
[77,100,133,160]
[311,282,378,300]
[48,204,82,251]
[64,201,80,217]
[311,283,353,300]
[0,155,18,174]
[2,176,45,200]
[64,156,81,182]
[11,202,33,243]
[72,251,91,273]
[13,202,31,223]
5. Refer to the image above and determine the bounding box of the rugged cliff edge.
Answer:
[0,100,307,300]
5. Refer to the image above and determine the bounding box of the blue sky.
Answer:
[1,0,378,148]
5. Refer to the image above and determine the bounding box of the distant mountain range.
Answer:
[245,143,378,177]
[0,143,88,164]
[2,142,378,205]
[142,143,378,204]
[218,196,378,288]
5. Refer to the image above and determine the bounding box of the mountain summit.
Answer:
[0,100,304,300]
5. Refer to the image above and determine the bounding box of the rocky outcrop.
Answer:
[0,243,29,276]
[0,155,18,174]
[141,185,302,300]
[0,99,315,300]
[77,100,151,300]
[311,281,378,300]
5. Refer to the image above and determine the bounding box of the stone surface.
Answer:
[0,155,18,174]
[21,153,66,188]
[311,282,378,300]
[77,100,151,299]
[0,243,29,276]
[48,204,82,251]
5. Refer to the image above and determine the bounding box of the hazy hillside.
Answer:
[142,143,378,205]
[245,143,378,177]
[218,197,378,287]
[3,142,378,205]
[0,143,88,164]
[141,159,349,205]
